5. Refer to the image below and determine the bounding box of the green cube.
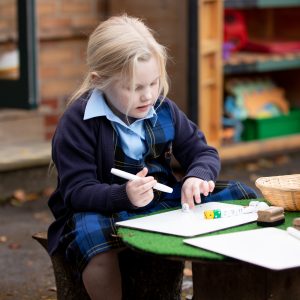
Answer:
[213,209,221,219]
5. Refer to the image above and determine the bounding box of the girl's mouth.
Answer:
[137,104,150,111]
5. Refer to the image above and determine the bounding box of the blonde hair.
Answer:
[68,14,169,104]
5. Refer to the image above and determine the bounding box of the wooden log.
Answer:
[33,232,184,300]
[119,249,184,300]
[192,259,300,300]
[32,232,90,300]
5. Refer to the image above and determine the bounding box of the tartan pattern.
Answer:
[203,180,258,202]
[112,102,177,202]
[61,179,258,273]
[59,102,258,273]
[60,198,181,273]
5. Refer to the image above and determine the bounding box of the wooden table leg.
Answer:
[192,260,300,300]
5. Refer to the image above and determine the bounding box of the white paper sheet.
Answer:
[184,227,300,270]
[115,202,257,237]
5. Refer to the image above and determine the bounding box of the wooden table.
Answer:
[118,201,300,300]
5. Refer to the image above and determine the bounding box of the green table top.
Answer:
[117,200,300,261]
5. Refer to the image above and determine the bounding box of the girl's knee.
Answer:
[86,250,119,269]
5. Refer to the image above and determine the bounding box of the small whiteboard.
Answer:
[116,202,257,237]
[184,228,300,270]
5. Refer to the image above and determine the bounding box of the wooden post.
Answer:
[192,259,300,300]
[32,232,90,300]
[32,232,184,300]
[198,0,223,147]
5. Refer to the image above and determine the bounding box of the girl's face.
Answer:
[103,56,160,123]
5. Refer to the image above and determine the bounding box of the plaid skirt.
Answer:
[60,180,258,273]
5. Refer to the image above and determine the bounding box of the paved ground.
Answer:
[0,197,56,300]
[1,151,300,300]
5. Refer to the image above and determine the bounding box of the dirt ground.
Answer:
[1,152,300,300]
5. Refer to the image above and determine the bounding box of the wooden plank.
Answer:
[198,0,223,146]
[192,259,300,300]
[219,134,300,162]
[225,0,300,8]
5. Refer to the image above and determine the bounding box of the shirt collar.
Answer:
[83,89,157,127]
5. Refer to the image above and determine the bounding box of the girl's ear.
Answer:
[91,72,101,83]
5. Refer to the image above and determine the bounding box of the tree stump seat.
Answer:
[32,231,184,300]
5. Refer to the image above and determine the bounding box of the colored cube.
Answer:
[213,209,221,218]
[204,210,214,219]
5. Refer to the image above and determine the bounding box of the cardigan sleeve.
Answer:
[52,100,134,213]
[166,99,221,182]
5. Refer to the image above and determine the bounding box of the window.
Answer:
[0,0,37,108]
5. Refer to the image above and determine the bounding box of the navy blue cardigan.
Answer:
[47,96,220,254]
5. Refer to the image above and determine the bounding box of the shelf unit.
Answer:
[194,0,300,161]
[224,0,300,9]
[197,0,223,146]
[224,52,300,74]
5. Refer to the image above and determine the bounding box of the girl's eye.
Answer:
[135,86,143,91]
[151,80,158,86]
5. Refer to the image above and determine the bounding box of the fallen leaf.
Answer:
[0,235,7,243]
[8,242,21,249]
[183,267,193,277]
[274,155,290,165]
[26,260,34,267]
[25,193,39,201]
[42,187,55,197]
[10,199,24,207]
[48,286,57,292]
[245,163,259,172]
[13,189,26,202]
[258,158,274,169]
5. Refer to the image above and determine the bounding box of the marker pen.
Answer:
[111,168,173,193]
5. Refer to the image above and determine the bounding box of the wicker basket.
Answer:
[255,174,300,211]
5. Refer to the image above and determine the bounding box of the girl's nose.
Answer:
[142,89,152,101]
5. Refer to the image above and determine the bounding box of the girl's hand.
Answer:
[126,167,157,208]
[181,177,215,209]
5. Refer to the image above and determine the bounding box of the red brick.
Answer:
[0,2,16,17]
[39,66,61,79]
[37,1,57,16]
[61,0,93,15]
[39,17,72,32]
[39,45,76,65]
[59,63,87,79]
[45,130,55,141]
[41,99,59,110]
[71,16,99,30]
[40,78,78,99]
[44,115,60,127]
[0,20,9,32]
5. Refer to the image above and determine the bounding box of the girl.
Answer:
[47,15,257,300]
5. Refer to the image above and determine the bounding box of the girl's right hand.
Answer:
[126,167,157,207]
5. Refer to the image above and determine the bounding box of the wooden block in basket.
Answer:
[255,174,300,211]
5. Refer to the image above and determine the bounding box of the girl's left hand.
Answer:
[181,177,215,209]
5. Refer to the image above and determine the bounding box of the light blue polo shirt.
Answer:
[84,89,157,160]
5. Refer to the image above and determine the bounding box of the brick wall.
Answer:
[37,0,106,140]
[0,1,18,78]
[108,0,188,113]
[0,1,17,41]
[1,1,188,142]
[37,0,188,141]
[0,0,106,142]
